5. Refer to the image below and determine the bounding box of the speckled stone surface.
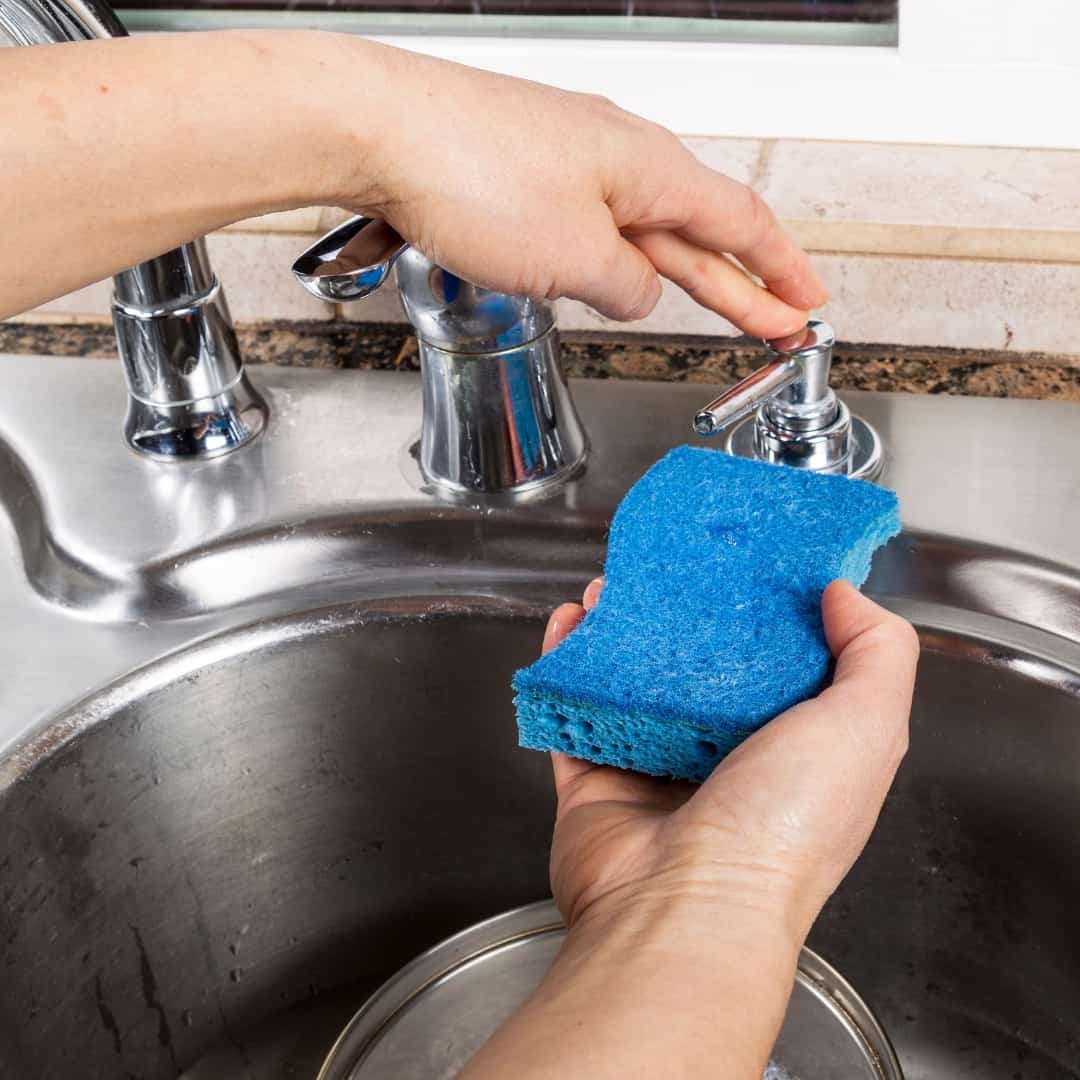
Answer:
[3,320,1079,400]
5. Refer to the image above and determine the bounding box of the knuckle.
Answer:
[895,723,911,760]
[729,293,762,333]
[885,721,910,774]
[644,121,682,150]
[679,252,717,303]
[598,238,624,276]
[625,267,658,320]
[584,91,617,111]
[886,612,921,657]
[863,609,919,656]
[740,186,773,246]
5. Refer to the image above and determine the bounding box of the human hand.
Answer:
[460,578,917,1079]
[0,29,823,335]
[543,576,919,942]
[327,38,826,336]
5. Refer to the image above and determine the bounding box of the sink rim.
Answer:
[6,560,1080,796]
[0,593,550,793]
[3,361,1080,758]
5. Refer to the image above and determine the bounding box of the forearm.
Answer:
[1,27,825,332]
[0,30,381,317]
[460,895,801,1079]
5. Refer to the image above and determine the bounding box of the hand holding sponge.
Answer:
[513,446,900,783]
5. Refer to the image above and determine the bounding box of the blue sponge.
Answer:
[513,446,900,782]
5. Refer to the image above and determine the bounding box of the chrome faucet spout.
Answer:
[1,0,268,459]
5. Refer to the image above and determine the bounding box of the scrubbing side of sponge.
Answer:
[513,446,900,783]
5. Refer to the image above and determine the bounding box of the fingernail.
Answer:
[769,322,812,350]
[583,577,605,608]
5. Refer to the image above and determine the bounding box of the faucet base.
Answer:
[418,328,589,500]
[124,371,269,461]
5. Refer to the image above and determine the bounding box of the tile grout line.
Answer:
[748,138,776,193]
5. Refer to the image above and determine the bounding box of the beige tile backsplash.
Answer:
[816,255,1079,354]
[29,276,115,320]
[221,207,325,234]
[204,233,336,322]
[760,141,1080,234]
[15,137,1080,356]
[550,255,1080,353]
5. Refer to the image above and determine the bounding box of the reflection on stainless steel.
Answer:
[293,217,587,497]
[695,320,883,480]
[1,353,1079,1078]
[0,0,123,42]
[292,216,408,302]
[2,598,1080,1079]
[0,0,267,460]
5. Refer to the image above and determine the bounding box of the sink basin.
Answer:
[0,599,557,1078]
[1,356,1079,1079]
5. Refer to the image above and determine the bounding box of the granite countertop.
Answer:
[3,320,1079,400]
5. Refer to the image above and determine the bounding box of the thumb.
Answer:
[565,218,662,321]
[817,581,920,772]
[695,583,918,858]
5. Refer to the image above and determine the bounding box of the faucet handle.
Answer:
[292,215,408,302]
[289,216,584,498]
[292,215,554,354]
[693,320,883,481]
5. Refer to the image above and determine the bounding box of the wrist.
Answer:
[509,889,801,1079]
[198,29,393,218]
[292,30,400,214]
[558,833,820,957]
[563,877,804,977]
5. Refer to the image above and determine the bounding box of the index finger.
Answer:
[794,580,920,798]
[681,166,827,312]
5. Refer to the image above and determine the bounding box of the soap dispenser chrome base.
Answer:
[694,321,884,482]
[726,405,883,481]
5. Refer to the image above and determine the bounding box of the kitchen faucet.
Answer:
[4,3,863,487]
[1,0,268,460]
[293,215,589,498]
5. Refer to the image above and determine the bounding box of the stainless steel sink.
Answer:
[1,355,1079,1079]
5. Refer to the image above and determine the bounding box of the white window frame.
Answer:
[367,0,1080,149]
